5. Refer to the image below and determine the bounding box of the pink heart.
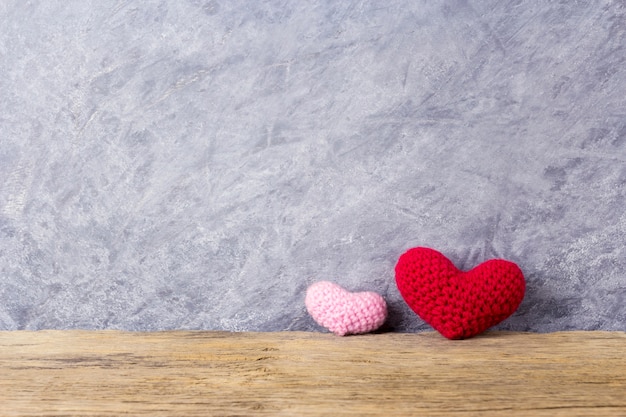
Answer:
[305,281,387,336]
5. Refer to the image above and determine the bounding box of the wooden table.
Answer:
[0,331,624,416]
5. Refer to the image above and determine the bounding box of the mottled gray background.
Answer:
[0,0,624,332]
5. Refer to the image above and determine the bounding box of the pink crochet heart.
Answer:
[305,281,387,336]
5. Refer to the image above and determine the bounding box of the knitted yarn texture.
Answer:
[395,247,525,339]
[305,281,387,336]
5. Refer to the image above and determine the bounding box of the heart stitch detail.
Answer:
[305,281,387,336]
[395,247,525,339]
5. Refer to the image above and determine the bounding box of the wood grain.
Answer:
[0,331,624,416]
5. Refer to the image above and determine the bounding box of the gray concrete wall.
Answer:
[1,0,624,332]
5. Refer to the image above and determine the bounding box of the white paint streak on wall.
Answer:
[2,158,35,219]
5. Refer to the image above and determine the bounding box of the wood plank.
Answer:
[0,331,624,416]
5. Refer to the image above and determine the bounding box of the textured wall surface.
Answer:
[0,1,624,332]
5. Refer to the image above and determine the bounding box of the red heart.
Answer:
[395,247,525,339]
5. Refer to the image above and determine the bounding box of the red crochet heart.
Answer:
[395,247,525,339]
